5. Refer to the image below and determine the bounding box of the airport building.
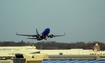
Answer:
[0,43,105,60]
[0,45,37,59]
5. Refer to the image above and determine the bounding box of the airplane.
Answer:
[16,28,65,40]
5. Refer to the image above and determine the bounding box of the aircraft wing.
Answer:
[16,32,37,37]
[48,33,66,38]
[54,33,66,37]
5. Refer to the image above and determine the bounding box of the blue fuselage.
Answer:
[41,28,50,39]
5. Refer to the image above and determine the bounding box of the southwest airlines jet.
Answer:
[16,28,65,40]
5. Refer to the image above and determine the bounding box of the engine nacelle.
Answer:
[49,34,55,38]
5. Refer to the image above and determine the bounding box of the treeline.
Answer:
[0,41,105,50]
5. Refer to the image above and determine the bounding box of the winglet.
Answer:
[15,32,18,35]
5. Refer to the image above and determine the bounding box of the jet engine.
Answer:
[49,34,55,38]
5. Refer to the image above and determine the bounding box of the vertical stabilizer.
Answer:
[36,28,39,35]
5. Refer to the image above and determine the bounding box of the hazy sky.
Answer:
[0,0,105,43]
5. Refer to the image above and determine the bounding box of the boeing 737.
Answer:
[16,28,65,40]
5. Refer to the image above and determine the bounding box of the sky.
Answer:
[0,0,105,43]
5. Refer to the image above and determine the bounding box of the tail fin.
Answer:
[36,28,39,35]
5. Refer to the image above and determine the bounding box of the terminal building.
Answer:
[0,43,105,60]
[0,45,38,59]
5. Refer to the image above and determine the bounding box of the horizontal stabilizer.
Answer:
[27,38,37,39]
